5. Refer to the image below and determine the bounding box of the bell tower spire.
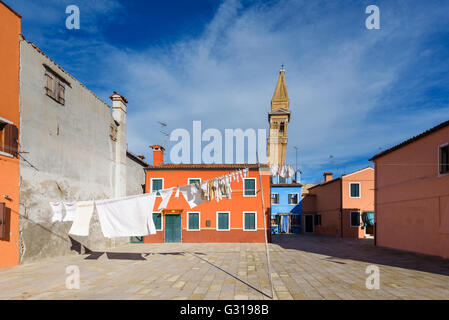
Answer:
[267,66,291,166]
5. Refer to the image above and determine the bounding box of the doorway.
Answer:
[165,214,182,243]
[304,214,314,233]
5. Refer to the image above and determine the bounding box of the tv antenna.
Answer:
[158,121,169,163]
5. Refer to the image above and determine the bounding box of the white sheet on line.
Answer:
[49,202,63,222]
[63,202,77,222]
[68,200,95,236]
[95,193,157,238]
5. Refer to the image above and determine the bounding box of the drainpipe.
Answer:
[340,182,343,238]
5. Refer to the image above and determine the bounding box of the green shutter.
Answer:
[245,213,255,230]
[153,213,161,230]
[189,213,199,230]
[218,213,229,230]
[244,179,256,196]
[153,179,163,195]
[351,184,360,197]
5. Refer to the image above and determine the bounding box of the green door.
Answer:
[165,214,182,243]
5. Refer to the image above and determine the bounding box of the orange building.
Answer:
[143,146,271,243]
[302,167,375,238]
[0,0,21,269]
[370,120,449,258]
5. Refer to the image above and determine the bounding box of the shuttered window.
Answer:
[0,122,18,157]
[188,212,200,230]
[45,69,66,105]
[243,178,256,196]
[350,183,360,198]
[152,212,162,230]
[440,144,449,175]
[350,211,361,227]
[151,179,163,196]
[217,212,229,230]
[271,193,279,204]
[288,193,299,204]
[244,212,256,230]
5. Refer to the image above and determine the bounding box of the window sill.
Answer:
[0,151,14,158]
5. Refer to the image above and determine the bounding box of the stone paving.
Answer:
[1,234,449,300]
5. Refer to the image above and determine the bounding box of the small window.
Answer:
[278,176,286,183]
[280,122,285,133]
[271,193,279,205]
[244,212,256,231]
[0,121,18,157]
[0,202,5,240]
[45,70,66,105]
[152,212,162,230]
[288,193,299,205]
[350,183,360,198]
[188,178,201,185]
[151,179,163,196]
[243,178,256,196]
[217,212,230,230]
[440,144,449,175]
[350,211,361,227]
[314,214,322,226]
[188,212,200,230]
[292,215,301,226]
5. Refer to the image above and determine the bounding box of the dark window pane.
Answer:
[244,179,256,196]
[288,194,298,204]
[350,183,360,197]
[218,213,229,230]
[440,145,449,174]
[152,179,163,196]
[189,213,199,230]
[351,212,361,227]
[152,213,162,230]
[189,179,201,185]
[245,213,256,230]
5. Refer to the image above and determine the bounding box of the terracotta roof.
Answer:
[145,163,268,170]
[370,119,449,161]
[308,166,373,190]
[0,0,22,18]
[271,183,303,187]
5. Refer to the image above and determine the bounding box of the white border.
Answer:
[150,178,164,197]
[216,211,231,231]
[288,193,300,205]
[152,211,163,231]
[349,182,361,198]
[0,116,13,125]
[438,143,449,177]
[350,210,361,228]
[304,214,314,233]
[243,211,257,231]
[271,193,279,205]
[188,178,202,185]
[0,151,13,158]
[187,211,201,231]
[243,178,257,197]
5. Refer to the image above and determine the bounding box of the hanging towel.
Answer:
[96,193,156,238]
[175,187,180,198]
[287,164,295,179]
[243,168,249,178]
[49,202,63,222]
[180,184,204,209]
[69,200,95,236]
[158,188,174,211]
[200,181,209,202]
[63,202,77,222]
[236,171,240,182]
[270,164,279,177]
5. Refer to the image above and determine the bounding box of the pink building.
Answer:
[302,167,375,238]
[370,120,449,258]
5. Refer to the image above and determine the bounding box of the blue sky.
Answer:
[5,0,449,184]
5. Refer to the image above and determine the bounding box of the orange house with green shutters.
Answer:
[0,0,21,269]
[143,145,271,243]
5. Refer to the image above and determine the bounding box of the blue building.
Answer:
[270,175,302,234]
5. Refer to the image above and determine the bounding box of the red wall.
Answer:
[144,167,271,243]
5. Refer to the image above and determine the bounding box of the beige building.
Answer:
[267,67,291,166]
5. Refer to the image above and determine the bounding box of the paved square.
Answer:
[0,234,448,300]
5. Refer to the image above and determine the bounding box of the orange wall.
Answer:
[144,168,271,243]
[0,1,21,269]
[306,168,375,239]
[374,127,449,258]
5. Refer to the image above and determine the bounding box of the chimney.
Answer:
[109,91,128,124]
[150,145,165,166]
[323,172,333,182]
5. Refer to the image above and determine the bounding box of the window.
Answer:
[280,122,285,133]
[288,193,299,205]
[314,214,322,226]
[151,178,164,196]
[0,202,5,240]
[45,69,66,105]
[349,183,361,198]
[188,178,201,185]
[278,176,286,183]
[217,212,230,231]
[188,212,200,230]
[152,212,162,230]
[440,144,449,175]
[243,178,256,196]
[350,211,361,227]
[243,212,256,231]
[271,193,279,205]
[292,215,301,226]
[0,118,18,157]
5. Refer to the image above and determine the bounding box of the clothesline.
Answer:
[48,167,253,239]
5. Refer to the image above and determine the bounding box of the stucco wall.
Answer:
[126,155,146,196]
[374,127,449,258]
[18,39,130,263]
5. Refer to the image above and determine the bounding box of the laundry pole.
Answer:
[257,151,275,300]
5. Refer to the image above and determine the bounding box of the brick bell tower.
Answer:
[267,66,291,166]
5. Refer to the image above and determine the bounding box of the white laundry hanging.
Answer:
[49,202,63,223]
[158,188,174,211]
[95,193,156,238]
[63,202,77,222]
[180,183,204,209]
[68,200,95,236]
